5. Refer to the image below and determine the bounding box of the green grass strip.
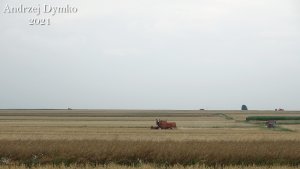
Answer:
[246,116,300,121]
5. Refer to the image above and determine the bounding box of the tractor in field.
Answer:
[151,119,176,129]
[266,120,276,128]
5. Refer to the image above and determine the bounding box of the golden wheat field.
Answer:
[0,109,299,168]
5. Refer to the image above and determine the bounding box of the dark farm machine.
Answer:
[151,119,177,129]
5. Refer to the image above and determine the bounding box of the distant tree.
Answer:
[241,105,248,110]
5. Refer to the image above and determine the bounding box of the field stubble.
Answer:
[0,110,299,141]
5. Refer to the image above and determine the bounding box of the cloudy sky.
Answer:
[0,0,299,110]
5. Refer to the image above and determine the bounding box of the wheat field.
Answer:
[0,110,299,141]
[0,164,298,169]
[0,164,299,169]
[0,140,299,166]
[0,109,299,168]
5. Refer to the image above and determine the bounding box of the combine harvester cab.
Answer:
[151,119,176,129]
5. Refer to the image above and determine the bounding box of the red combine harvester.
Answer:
[151,119,176,129]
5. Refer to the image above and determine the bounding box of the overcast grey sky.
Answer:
[0,0,299,110]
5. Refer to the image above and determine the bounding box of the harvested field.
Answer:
[0,110,299,168]
[0,110,299,141]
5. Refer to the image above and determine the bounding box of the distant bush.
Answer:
[241,105,248,110]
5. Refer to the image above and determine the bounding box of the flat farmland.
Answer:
[0,110,299,141]
[0,109,300,169]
